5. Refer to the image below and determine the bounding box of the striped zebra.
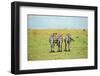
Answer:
[56,34,63,52]
[49,33,63,52]
[49,33,58,52]
[64,33,74,51]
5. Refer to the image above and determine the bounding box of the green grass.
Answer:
[28,29,88,61]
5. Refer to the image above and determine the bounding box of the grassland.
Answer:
[28,29,88,61]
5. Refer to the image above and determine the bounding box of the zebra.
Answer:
[49,33,57,52]
[64,33,74,51]
[56,34,63,52]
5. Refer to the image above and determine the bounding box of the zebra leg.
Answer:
[53,43,56,52]
[68,43,70,52]
[57,45,60,52]
[60,44,62,52]
[52,43,55,52]
[67,43,68,51]
[50,44,55,52]
[64,43,67,51]
[57,43,60,52]
[58,44,62,52]
[50,45,53,52]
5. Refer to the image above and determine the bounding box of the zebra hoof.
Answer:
[50,51,55,53]
[68,50,70,52]
[64,50,67,52]
[57,50,62,52]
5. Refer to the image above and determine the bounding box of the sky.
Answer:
[28,15,88,29]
